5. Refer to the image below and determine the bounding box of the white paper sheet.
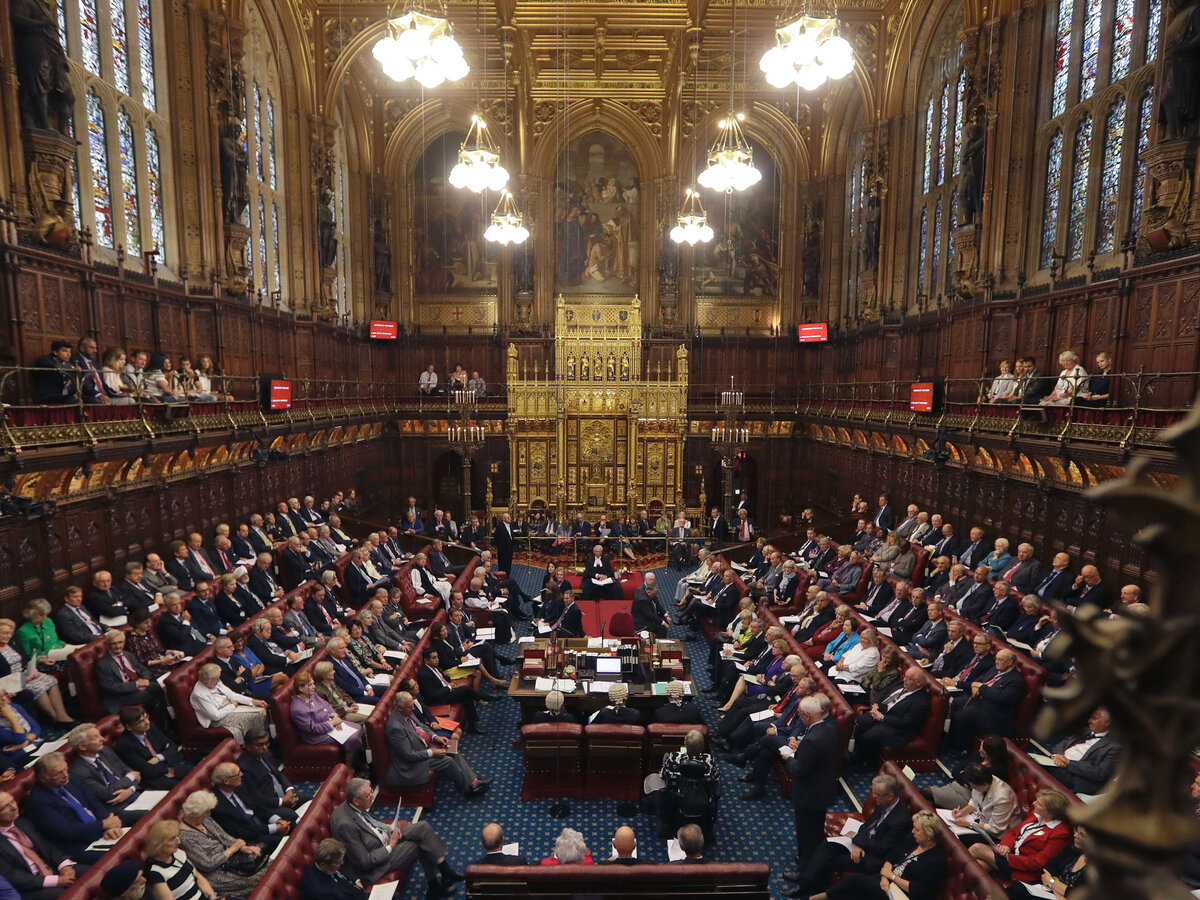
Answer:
[666,839,685,862]
[329,722,359,744]
[383,651,408,662]
[30,738,67,758]
[295,800,312,820]
[533,677,576,693]
[779,745,795,759]
[502,842,520,855]
[367,883,398,900]
[840,818,863,835]
[518,636,536,643]
[749,709,774,722]
[370,675,392,687]
[474,628,496,641]
[124,789,169,812]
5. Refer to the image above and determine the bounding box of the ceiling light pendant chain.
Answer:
[372,0,469,87]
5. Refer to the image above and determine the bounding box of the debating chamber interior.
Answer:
[1,0,1199,896]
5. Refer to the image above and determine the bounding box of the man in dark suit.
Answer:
[279,536,317,589]
[548,590,585,638]
[156,594,212,653]
[209,761,289,849]
[85,570,127,621]
[417,648,484,733]
[95,631,161,715]
[1047,707,1119,795]
[248,553,285,606]
[237,727,301,822]
[887,590,931,645]
[459,514,486,550]
[386,693,489,796]
[591,683,641,725]
[956,527,988,569]
[1064,565,1113,613]
[66,723,144,825]
[492,512,515,574]
[1030,552,1075,602]
[31,341,79,404]
[783,695,842,891]
[929,619,975,679]
[632,574,670,637]
[979,582,1021,633]
[847,668,932,767]
[956,566,996,622]
[708,507,731,542]
[26,753,124,863]
[54,585,105,645]
[872,494,894,532]
[299,838,370,900]
[856,569,894,616]
[114,705,191,789]
[808,539,838,577]
[929,524,965,562]
[996,543,1044,594]
[230,523,258,564]
[116,562,160,613]
[476,823,527,866]
[947,649,1026,752]
[0,789,80,898]
[164,541,197,592]
[792,774,912,896]
[1022,357,1054,404]
[183,532,219,584]
[186,581,226,638]
[247,514,275,555]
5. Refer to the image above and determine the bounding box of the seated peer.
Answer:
[290,671,364,760]
[605,825,640,865]
[190,663,269,745]
[820,617,860,666]
[208,762,290,850]
[65,722,144,826]
[1044,707,1119,795]
[300,837,370,900]
[328,638,382,706]
[386,691,490,797]
[943,762,1022,841]
[802,604,853,657]
[0,617,72,724]
[124,607,184,682]
[475,822,527,866]
[95,629,164,715]
[315,661,369,724]
[114,704,191,789]
[52,585,105,646]
[967,789,1072,884]
[26,753,123,863]
[946,649,1026,754]
[541,827,594,866]
[417,647,485,734]
[237,726,302,821]
[847,667,932,768]
[177,789,265,898]
[0,788,80,897]
[808,811,947,900]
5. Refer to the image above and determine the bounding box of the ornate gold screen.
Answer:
[506,296,687,519]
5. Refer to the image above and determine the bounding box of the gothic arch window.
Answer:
[1037,0,1159,269]
[332,125,350,320]
[842,111,869,315]
[242,0,287,302]
[59,0,170,263]
[912,6,963,305]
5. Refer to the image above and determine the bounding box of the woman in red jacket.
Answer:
[968,789,1072,883]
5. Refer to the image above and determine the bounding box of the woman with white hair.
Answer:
[1040,350,1088,406]
[189,663,268,744]
[831,627,881,682]
[540,827,594,866]
[177,790,263,898]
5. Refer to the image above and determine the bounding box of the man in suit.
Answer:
[808,538,838,577]
[476,822,527,866]
[893,505,920,539]
[459,514,486,550]
[847,668,932,767]
[905,601,949,662]
[285,498,308,534]
[418,648,484,733]
[887,588,931,644]
[856,569,894,617]
[792,774,912,897]
[299,838,370,900]
[186,581,227,638]
[1031,552,1075,602]
[237,727,301,822]
[548,588,585,638]
[0,789,80,898]
[249,619,302,675]
[872,494,894,532]
[230,523,258,564]
[938,630,996,687]
[1047,707,1119,794]
[929,618,976,679]
[1022,356,1055,404]
[734,508,755,543]
[31,341,79,405]
[65,723,144,825]
[330,777,460,893]
[211,637,262,698]
[956,527,988,569]
[1065,565,1113,613]
[783,695,841,890]
[956,566,996,621]
[677,824,708,863]
[209,761,290,849]
[114,704,191,789]
[948,649,1026,753]
[632,574,671,637]
[54,585,105,645]
[116,561,160,613]
[248,552,285,606]
[299,495,325,526]
[284,593,323,643]
[184,532,219,584]
[140,552,178,594]
[26,753,123,863]
[708,507,731,542]
[979,581,1022,632]
[209,536,238,576]
[492,512,515,574]
[95,630,161,715]
[923,556,952,595]
[818,548,864,596]
[996,543,1044,594]
[654,680,704,725]
[279,536,316,589]
[344,550,387,607]
[156,593,211,653]
[85,570,126,621]
[164,541,197,592]
[328,638,381,704]
[387,693,490,796]
[247,514,275,555]
[929,524,965,561]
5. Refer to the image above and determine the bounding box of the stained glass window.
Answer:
[79,0,102,74]
[267,96,277,190]
[918,206,929,290]
[953,70,966,177]
[110,0,130,94]
[137,0,155,110]
[1095,98,1125,253]
[1147,0,1162,61]
[1110,0,1135,81]
[947,192,958,274]
[145,125,164,252]
[1041,130,1064,269]
[71,155,82,228]
[257,196,267,291]
[1080,0,1103,99]
[931,198,943,293]
[253,83,264,183]
[1131,86,1153,233]
[923,98,935,193]
[117,108,140,255]
[1066,115,1093,259]
[937,82,951,186]
[87,93,114,247]
[272,203,281,295]
[1051,0,1073,116]
[56,0,67,51]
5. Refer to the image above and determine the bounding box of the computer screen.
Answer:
[595,657,622,675]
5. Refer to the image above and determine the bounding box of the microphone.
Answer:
[601,618,606,640]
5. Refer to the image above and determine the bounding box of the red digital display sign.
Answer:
[268,379,293,410]
[910,382,935,412]
[369,320,399,339]
[797,323,829,343]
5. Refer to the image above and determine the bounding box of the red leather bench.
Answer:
[1003,739,1082,810]
[269,646,346,780]
[584,724,646,801]
[67,634,116,721]
[519,723,585,801]
[647,722,708,770]
[465,862,772,896]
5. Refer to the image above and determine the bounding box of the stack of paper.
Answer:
[330,722,359,744]
[533,677,576,693]
[666,839,685,861]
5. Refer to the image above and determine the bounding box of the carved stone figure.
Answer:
[802,216,822,298]
[1159,0,1200,139]
[958,108,987,226]
[219,119,249,225]
[317,183,337,269]
[10,0,74,135]
[373,219,392,294]
[861,186,881,272]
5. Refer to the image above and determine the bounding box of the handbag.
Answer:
[225,849,270,877]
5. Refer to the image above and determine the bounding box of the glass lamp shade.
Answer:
[373,7,469,86]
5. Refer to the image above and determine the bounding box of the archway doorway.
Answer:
[432,452,464,521]
[707,452,759,521]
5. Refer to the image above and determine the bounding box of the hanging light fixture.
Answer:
[759,13,854,91]
[670,188,715,245]
[484,190,529,245]
[372,1,469,88]
[698,113,762,193]
[448,114,509,192]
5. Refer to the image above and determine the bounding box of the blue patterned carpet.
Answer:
[300,562,948,899]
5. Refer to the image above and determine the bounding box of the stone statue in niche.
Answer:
[373,219,392,294]
[594,354,603,380]
[10,0,73,134]
[656,227,680,295]
[620,352,630,381]
[317,182,337,269]
[958,107,987,226]
[567,354,576,380]
[219,119,249,225]
[861,184,881,271]
[1159,0,1200,139]
[606,353,616,381]
[802,208,822,298]
[579,354,589,380]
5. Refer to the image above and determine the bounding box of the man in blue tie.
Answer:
[26,753,123,862]
[329,639,380,705]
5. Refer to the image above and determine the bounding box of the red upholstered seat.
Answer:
[269,647,347,780]
[465,862,772,896]
[609,611,636,637]
[1004,739,1081,811]
[647,722,708,770]
[910,544,930,587]
[520,723,585,801]
[67,634,117,721]
[584,724,646,801]
[164,648,235,750]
